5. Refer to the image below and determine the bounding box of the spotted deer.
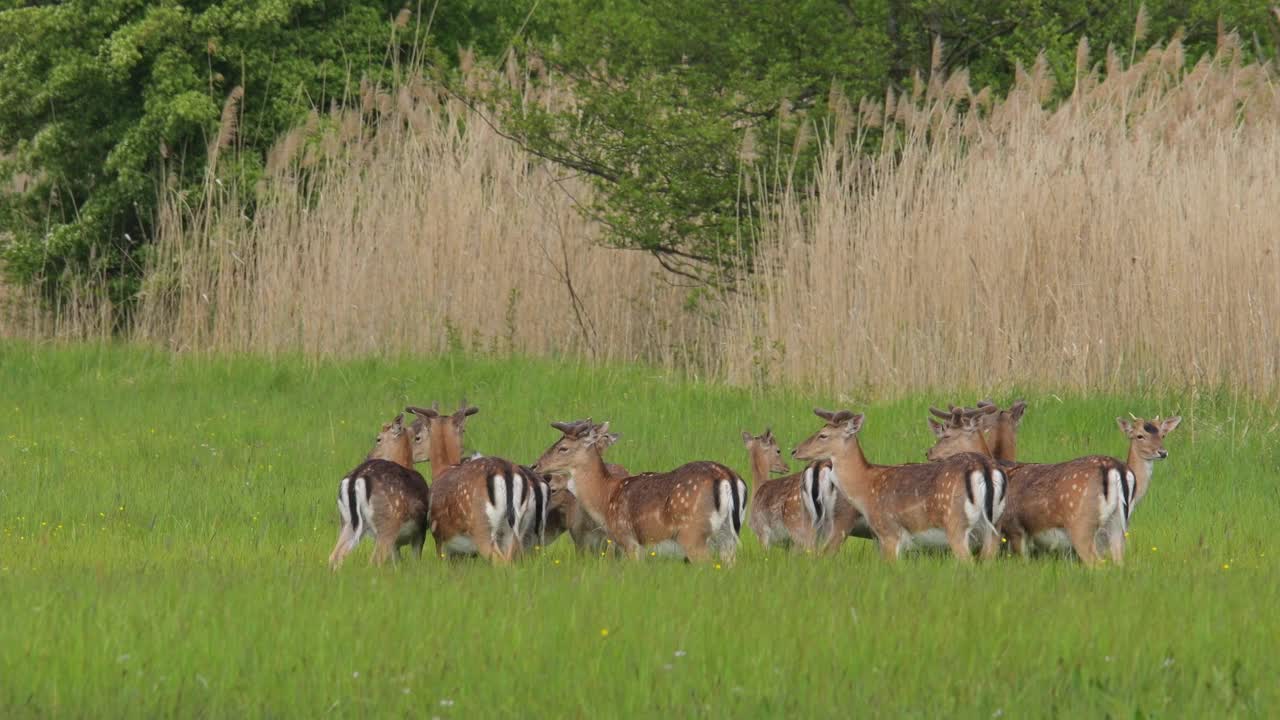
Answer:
[328,414,432,569]
[743,429,838,553]
[540,420,629,552]
[427,454,537,563]
[792,409,1003,562]
[533,421,746,564]
[924,404,1163,565]
[405,402,478,480]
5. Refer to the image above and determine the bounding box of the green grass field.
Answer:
[1,343,1276,718]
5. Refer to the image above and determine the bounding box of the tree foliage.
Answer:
[0,0,537,306]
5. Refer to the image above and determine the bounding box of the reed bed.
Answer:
[723,36,1280,394]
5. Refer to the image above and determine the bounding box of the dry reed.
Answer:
[722,33,1280,394]
[133,73,710,364]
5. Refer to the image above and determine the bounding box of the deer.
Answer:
[405,402,479,480]
[533,421,747,564]
[406,402,536,563]
[743,429,839,553]
[328,413,432,569]
[1115,415,1181,511]
[539,420,629,552]
[923,404,1175,565]
[792,409,1004,562]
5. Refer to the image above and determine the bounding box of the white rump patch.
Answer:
[485,473,509,535]
[709,479,734,534]
[354,477,375,541]
[1099,468,1123,525]
[964,470,987,530]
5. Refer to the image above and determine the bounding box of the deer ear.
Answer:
[742,431,754,445]
[814,408,836,422]
[928,417,946,438]
[1008,400,1027,424]
[392,413,404,428]
[764,427,774,442]
[1160,416,1182,435]
[929,406,953,421]
[1116,417,1134,435]
[406,405,439,419]
[843,413,865,437]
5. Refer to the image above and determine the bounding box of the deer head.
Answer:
[367,413,413,468]
[742,428,789,476]
[406,400,479,467]
[925,406,991,461]
[1116,415,1182,462]
[533,420,611,480]
[793,408,865,461]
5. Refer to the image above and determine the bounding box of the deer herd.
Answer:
[327,399,1180,569]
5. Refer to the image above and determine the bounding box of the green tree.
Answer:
[0,0,541,309]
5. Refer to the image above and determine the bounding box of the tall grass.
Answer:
[723,36,1280,394]
[132,72,710,364]
[13,33,1279,396]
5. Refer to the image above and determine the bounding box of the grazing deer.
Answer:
[405,402,479,480]
[792,409,1003,562]
[328,414,432,569]
[533,421,746,564]
[743,429,839,553]
[924,404,1144,565]
[540,420,629,552]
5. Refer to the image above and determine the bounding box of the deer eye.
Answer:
[1136,434,1145,439]
[819,433,829,439]
[559,446,569,453]
[775,449,781,455]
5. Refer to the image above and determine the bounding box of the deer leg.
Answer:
[876,530,903,562]
[978,527,1000,561]
[370,534,395,566]
[1068,522,1103,567]
[1103,518,1126,566]
[947,523,976,564]
[328,525,355,569]
[410,529,427,560]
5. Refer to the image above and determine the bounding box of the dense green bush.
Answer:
[0,0,537,307]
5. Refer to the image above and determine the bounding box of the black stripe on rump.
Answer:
[730,477,742,535]
[346,477,361,534]
[808,464,824,524]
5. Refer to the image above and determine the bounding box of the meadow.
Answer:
[1,343,1276,718]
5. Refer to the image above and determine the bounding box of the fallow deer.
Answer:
[533,421,746,564]
[540,420,629,552]
[743,429,839,553]
[517,464,552,552]
[924,404,1163,565]
[792,409,1003,562]
[328,414,432,569]
[427,454,536,563]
